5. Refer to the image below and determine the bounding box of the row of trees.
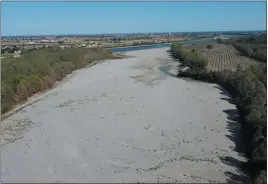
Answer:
[220,34,267,63]
[1,47,119,114]
[170,43,267,184]
[234,43,266,62]
[1,45,21,54]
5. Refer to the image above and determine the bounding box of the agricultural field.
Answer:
[189,43,260,72]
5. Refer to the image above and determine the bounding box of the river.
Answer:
[1,45,250,183]
[110,38,213,53]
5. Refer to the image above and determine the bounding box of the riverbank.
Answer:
[1,47,249,183]
[171,42,266,184]
[105,42,171,51]
[105,38,213,51]
[1,47,126,116]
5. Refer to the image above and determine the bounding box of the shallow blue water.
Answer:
[111,38,213,53]
[110,43,171,53]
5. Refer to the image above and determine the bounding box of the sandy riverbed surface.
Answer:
[1,48,250,183]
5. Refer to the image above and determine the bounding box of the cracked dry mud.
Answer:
[1,48,250,183]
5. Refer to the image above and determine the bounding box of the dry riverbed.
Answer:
[1,48,250,183]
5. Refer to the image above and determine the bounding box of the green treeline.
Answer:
[220,34,267,63]
[1,47,119,114]
[171,43,208,71]
[171,42,267,184]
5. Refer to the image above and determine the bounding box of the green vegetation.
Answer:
[190,43,261,72]
[220,34,267,63]
[171,43,208,71]
[206,44,213,49]
[58,40,64,44]
[171,37,267,184]
[1,47,119,114]
[1,45,20,54]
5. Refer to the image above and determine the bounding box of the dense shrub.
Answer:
[221,34,267,63]
[254,170,267,184]
[207,44,213,49]
[171,43,208,70]
[1,47,119,114]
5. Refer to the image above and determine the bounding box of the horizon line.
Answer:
[2,29,266,37]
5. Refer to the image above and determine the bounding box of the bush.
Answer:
[207,44,213,49]
[221,34,267,63]
[254,170,267,184]
[1,47,117,113]
[170,43,208,70]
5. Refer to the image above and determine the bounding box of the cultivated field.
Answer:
[190,43,260,72]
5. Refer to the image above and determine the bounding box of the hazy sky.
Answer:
[2,2,267,36]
